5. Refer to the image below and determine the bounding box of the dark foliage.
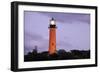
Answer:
[24,49,90,62]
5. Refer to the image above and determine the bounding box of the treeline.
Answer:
[24,49,90,62]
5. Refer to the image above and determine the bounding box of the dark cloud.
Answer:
[39,12,90,24]
[57,41,72,47]
[25,32,45,41]
[24,32,49,54]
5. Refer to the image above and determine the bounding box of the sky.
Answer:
[24,11,90,55]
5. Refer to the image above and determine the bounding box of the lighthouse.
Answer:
[48,18,57,55]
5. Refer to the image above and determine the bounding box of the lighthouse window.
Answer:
[52,43,54,46]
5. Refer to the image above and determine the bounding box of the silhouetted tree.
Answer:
[24,49,90,62]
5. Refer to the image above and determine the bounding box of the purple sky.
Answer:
[24,11,90,55]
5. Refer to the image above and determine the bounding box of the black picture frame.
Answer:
[11,1,98,72]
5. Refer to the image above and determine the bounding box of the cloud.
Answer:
[39,12,90,24]
[24,32,49,54]
[56,40,73,51]
[25,32,44,41]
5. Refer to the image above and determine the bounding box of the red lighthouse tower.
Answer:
[48,18,57,55]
